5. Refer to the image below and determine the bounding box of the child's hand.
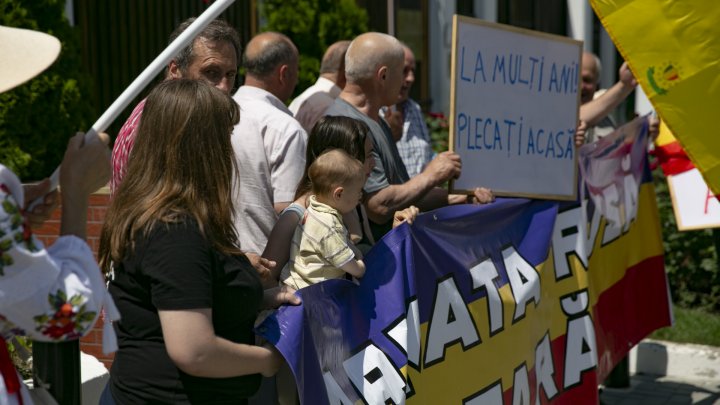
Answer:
[393,205,420,228]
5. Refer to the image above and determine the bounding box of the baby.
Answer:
[281,149,366,289]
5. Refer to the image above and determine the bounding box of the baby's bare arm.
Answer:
[340,259,366,279]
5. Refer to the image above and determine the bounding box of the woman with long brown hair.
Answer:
[99,79,299,404]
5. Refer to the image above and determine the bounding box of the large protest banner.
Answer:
[259,119,671,404]
[590,0,720,196]
[448,15,582,200]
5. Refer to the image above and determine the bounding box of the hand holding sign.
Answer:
[423,151,462,184]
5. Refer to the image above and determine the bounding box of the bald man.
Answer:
[325,32,493,241]
[231,32,307,255]
[289,40,350,132]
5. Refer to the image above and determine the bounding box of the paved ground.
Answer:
[600,373,720,405]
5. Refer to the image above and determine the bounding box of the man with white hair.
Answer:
[325,32,493,241]
[579,51,637,143]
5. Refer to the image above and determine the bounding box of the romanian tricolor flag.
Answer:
[590,0,720,196]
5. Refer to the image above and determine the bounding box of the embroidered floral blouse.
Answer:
[0,165,118,346]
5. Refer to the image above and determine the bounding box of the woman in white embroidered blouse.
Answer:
[0,24,117,404]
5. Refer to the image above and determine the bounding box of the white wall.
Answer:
[474,0,498,22]
[428,0,497,115]
[567,0,593,50]
[65,0,74,26]
[428,0,455,115]
[598,25,617,90]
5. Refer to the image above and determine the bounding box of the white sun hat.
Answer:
[0,25,61,94]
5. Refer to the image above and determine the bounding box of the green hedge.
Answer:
[260,0,368,99]
[0,0,95,181]
[653,167,720,312]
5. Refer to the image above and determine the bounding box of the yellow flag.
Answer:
[590,1,720,194]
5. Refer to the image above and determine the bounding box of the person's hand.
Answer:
[423,151,462,185]
[618,62,637,89]
[449,188,494,205]
[247,252,276,281]
[59,131,111,199]
[263,285,302,309]
[575,120,588,147]
[385,104,404,142]
[261,343,284,377]
[470,187,494,204]
[392,205,419,228]
[23,178,59,229]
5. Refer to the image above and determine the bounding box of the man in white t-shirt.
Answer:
[232,32,307,255]
[288,40,350,133]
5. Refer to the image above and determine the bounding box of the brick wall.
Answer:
[32,187,114,369]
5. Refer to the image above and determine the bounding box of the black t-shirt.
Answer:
[108,220,263,404]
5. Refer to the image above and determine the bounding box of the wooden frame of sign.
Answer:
[449,15,582,200]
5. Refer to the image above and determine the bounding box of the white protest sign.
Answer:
[667,168,720,230]
[449,16,582,200]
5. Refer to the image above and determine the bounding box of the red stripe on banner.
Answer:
[499,334,601,404]
[653,141,694,176]
[501,362,539,404]
[548,335,602,405]
[593,254,671,380]
[497,255,669,404]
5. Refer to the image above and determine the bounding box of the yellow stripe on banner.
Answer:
[590,0,720,195]
[581,183,664,311]
[408,183,662,403]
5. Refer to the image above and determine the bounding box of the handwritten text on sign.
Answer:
[450,16,582,199]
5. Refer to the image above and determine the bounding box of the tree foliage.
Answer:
[0,0,94,180]
[653,167,720,312]
[259,0,368,98]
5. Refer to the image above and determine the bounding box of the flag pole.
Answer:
[46,0,237,193]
